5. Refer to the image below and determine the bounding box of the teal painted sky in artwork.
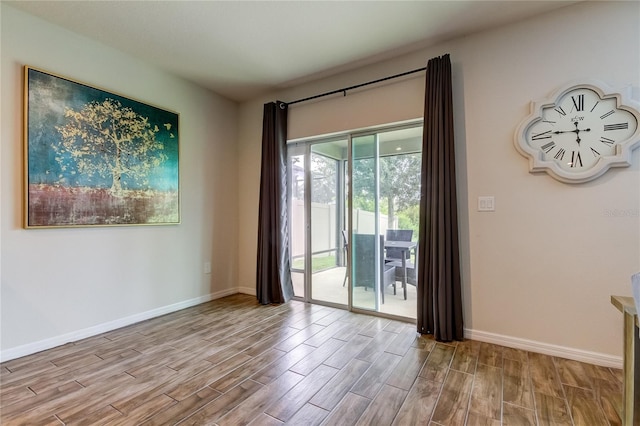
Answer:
[27,68,179,191]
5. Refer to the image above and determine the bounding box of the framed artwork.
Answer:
[24,66,180,228]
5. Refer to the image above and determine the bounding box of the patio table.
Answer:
[384,240,417,300]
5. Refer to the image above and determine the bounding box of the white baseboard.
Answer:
[0,289,236,363]
[465,328,622,369]
[2,292,622,369]
[237,286,256,296]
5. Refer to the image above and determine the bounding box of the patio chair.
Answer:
[351,234,396,303]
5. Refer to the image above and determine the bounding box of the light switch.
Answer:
[478,196,495,212]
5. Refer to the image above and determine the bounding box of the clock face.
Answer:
[526,88,637,172]
[515,82,640,183]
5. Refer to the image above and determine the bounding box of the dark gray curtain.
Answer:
[256,101,294,304]
[417,54,464,341]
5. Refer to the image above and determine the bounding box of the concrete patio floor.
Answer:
[291,266,416,319]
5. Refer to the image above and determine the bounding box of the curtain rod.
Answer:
[284,66,427,107]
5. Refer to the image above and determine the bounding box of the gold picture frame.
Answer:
[24,66,180,228]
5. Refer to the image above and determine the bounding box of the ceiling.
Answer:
[7,1,581,102]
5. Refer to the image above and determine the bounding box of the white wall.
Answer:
[2,1,637,366]
[237,1,640,365]
[1,5,239,359]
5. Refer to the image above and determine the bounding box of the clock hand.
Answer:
[553,122,591,145]
[574,123,591,145]
[553,123,580,135]
[553,122,592,134]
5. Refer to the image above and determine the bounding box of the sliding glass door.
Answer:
[288,123,421,319]
[288,138,348,307]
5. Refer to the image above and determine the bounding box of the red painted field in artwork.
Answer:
[27,184,179,227]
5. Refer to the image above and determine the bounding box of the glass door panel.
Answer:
[309,141,347,306]
[288,152,306,299]
[350,134,379,311]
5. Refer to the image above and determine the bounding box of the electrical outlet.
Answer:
[204,262,211,274]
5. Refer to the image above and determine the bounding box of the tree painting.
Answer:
[25,68,179,227]
[55,99,168,195]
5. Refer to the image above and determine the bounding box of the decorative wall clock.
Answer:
[514,80,640,183]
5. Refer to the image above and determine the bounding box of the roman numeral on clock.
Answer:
[600,137,615,146]
[571,94,584,112]
[555,106,567,116]
[570,151,583,168]
[554,148,566,160]
[590,147,600,157]
[604,123,628,131]
[532,130,552,140]
[600,110,615,119]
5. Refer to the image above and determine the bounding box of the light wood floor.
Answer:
[0,294,622,425]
